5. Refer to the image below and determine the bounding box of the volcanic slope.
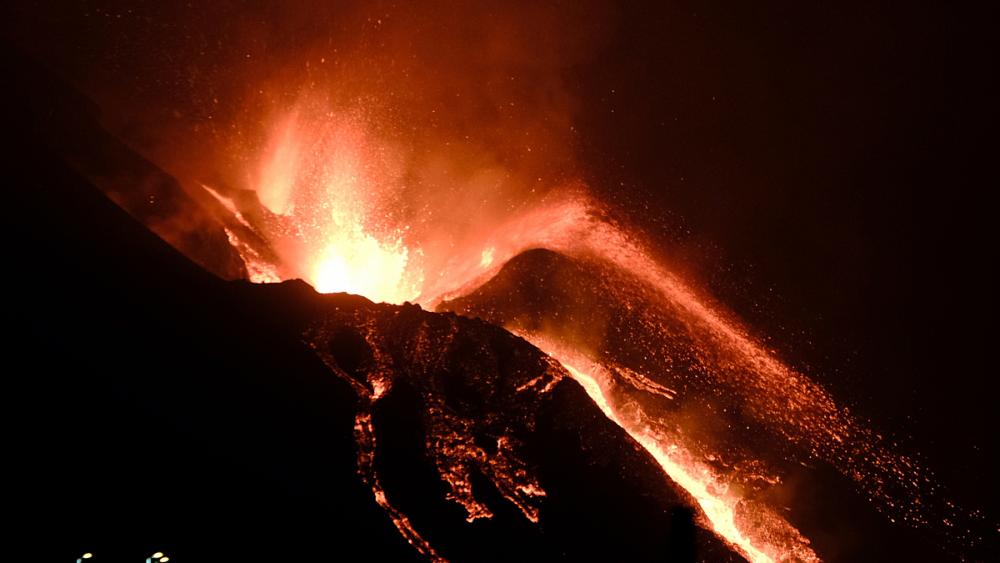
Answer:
[6,49,734,563]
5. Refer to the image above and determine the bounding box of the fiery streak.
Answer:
[307,322,445,562]
[357,410,446,563]
[528,337,817,563]
[221,228,281,284]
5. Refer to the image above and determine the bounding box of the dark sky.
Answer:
[4,0,996,548]
[568,3,995,513]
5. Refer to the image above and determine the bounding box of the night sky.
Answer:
[566,4,996,516]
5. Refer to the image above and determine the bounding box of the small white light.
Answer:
[159,558,170,562]
[81,555,93,560]
[152,553,164,559]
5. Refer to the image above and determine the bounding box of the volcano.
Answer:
[5,3,998,562]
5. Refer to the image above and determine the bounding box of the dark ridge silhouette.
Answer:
[5,44,711,562]
[2,41,245,281]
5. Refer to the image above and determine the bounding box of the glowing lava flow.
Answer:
[524,336,817,563]
[307,328,445,562]
[566,357,777,563]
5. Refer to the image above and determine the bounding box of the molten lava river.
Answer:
[190,102,984,563]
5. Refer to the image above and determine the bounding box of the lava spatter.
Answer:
[304,300,561,558]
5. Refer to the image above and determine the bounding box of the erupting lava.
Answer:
[241,109,423,304]
[6,1,994,560]
[201,101,979,562]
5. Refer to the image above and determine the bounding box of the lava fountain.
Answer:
[228,106,423,304]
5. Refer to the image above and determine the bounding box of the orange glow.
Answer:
[530,337,818,563]
[22,0,980,556]
[205,95,969,562]
[228,106,423,304]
